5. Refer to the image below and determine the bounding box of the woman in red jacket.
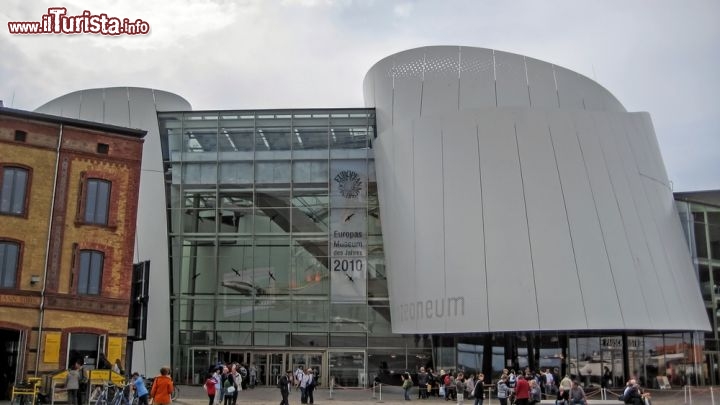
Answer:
[151,367,175,405]
[514,375,530,405]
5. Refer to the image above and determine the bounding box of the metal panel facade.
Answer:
[363,46,710,333]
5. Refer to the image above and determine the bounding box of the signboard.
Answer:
[330,160,367,303]
[43,332,61,363]
[107,337,123,365]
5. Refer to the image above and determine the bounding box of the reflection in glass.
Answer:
[256,128,291,151]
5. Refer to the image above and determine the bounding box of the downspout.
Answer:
[34,123,63,376]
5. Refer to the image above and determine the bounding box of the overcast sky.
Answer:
[1,0,718,192]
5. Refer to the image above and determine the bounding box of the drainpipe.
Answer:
[34,123,63,376]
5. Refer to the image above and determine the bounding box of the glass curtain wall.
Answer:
[160,109,418,385]
[676,199,720,385]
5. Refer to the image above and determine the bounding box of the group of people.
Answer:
[63,362,173,405]
[619,378,652,405]
[276,366,318,405]
[204,363,256,405]
[400,366,651,405]
[408,367,487,404]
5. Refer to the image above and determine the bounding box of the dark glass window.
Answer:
[0,242,20,288]
[0,167,29,215]
[84,179,111,225]
[78,250,103,295]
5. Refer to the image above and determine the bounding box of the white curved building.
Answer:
[363,46,709,334]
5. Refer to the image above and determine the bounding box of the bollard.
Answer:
[684,385,687,404]
[689,384,692,405]
[328,376,334,400]
[711,386,715,405]
[377,383,383,403]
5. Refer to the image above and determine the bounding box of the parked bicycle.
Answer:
[91,382,130,405]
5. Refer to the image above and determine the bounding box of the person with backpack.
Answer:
[203,372,217,405]
[402,372,413,400]
[305,368,316,404]
[221,369,236,405]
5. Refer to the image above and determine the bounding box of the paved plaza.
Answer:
[171,383,716,405]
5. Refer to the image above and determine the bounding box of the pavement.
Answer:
[1,383,716,405]
[169,384,717,405]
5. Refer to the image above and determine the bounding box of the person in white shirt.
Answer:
[544,369,555,395]
[299,369,311,404]
[294,366,305,390]
[305,368,316,404]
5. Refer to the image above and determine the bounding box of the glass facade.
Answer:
[677,198,720,384]
[159,109,430,386]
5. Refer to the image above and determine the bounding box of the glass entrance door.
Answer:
[248,352,325,386]
[269,353,286,387]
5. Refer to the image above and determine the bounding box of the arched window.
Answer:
[0,166,29,216]
[78,250,104,295]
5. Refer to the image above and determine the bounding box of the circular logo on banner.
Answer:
[334,170,362,199]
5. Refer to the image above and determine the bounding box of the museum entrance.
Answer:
[211,350,324,387]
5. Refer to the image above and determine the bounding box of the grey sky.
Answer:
[1,0,718,192]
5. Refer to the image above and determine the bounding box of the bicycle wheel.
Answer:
[94,391,108,405]
[171,386,179,400]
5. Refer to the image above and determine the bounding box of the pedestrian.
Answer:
[515,375,530,405]
[150,367,174,405]
[402,372,413,400]
[568,381,587,405]
[471,373,484,405]
[496,375,510,405]
[202,372,217,405]
[65,361,82,405]
[278,370,292,405]
[132,372,149,405]
[305,368,316,404]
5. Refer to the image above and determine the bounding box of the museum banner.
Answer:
[330,160,367,303]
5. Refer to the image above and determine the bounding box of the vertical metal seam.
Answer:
[513,123,541,328]
[547,124,589,328]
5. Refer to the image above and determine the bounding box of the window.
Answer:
[84,179,111,225]
[0,166,29,216]
[67,332,105,368]
[0,242,20,288]
[78,250,103,295]
[14,130,27,142]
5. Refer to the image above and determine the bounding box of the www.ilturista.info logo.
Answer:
[8,8,150,35]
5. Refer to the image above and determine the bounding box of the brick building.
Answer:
[0,107,145,398]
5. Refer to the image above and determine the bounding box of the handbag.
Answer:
[439,386,446,397]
